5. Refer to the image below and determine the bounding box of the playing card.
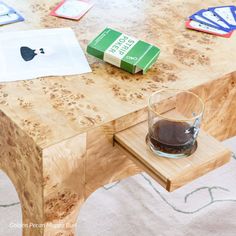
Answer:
[0,1,24,25]
[208,6,236,29]
[0,1,11,15]
[190,13,223,29]
[0,12,24,26]
[192,9,232,32]
[186,20,233,38]
[50,0,93,20]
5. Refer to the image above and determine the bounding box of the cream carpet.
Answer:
[0,137,236,236]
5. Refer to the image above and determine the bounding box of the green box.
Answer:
[87,28,160,74]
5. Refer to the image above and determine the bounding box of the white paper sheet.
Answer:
[0,28,91,82]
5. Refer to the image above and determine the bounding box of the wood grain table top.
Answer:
[0,0,235,148]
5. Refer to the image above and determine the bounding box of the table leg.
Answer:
[0,110,44,236]
[42,134,86,236]
[0,110,86,236]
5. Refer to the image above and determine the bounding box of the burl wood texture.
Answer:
[191,72,236,141]
[0,0,235,148]
[0,110,43,236]
[115,122,231,192]
[85,118,142,198]
[0,0,235,235]
[42,134,86,235]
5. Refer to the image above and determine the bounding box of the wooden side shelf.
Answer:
[114,121,231,192]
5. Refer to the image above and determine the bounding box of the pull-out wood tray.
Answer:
[114,122,231,192]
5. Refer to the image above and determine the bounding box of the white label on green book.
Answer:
[104,33,138,67]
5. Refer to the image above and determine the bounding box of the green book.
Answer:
[87,28,160,74]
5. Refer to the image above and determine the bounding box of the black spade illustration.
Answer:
[20,46,45,61]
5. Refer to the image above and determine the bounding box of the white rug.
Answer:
[1,137,236,236]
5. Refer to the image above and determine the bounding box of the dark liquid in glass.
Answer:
[149,120,195,155]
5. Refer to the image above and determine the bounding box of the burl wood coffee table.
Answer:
[0,0,235,235]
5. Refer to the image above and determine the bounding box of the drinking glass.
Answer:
[147,89,204,158]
